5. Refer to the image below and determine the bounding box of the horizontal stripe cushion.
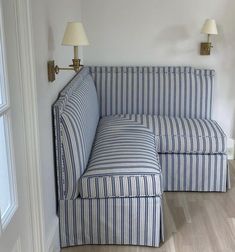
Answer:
[115,115,227,154]
[79,116,162,199]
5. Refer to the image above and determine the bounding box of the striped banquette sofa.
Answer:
[53,66,229,248]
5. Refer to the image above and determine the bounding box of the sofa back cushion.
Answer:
[89,66,214,119]
[53,68,99,200]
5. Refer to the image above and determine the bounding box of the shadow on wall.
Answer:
[48,25,55,59]
[155,25,194,54]
[233,111,235,139]
[215,0,235,137]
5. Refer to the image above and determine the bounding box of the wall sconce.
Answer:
[48,22,89,82]
[200,19,218,55]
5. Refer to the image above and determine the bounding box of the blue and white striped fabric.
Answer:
[114,114,227,154]
[79,116,162,199]
[53,68,100,200]
[53,66,229,250]
[159,153,228,192]
[59,196,164,248]
[88,66,214,119]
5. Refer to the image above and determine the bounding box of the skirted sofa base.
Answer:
[160,153,228,192]
[59,196,164,247]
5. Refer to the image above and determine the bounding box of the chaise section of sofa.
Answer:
[53,68,164,248]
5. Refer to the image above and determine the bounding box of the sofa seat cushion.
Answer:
[116,115,227,154]
[79,116,162,199]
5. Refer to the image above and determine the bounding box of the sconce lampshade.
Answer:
[62,22,89,46]
[201,19,218,35]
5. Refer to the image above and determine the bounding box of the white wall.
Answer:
[31,0,82,250]
[30,0,235,249]
[82,0,235,138]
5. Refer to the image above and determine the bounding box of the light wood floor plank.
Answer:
[62,160,235,252]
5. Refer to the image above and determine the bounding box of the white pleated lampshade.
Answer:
[62,22,89,46]
[201,19,218,35]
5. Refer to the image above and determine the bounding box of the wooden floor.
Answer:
[62,161,235,252]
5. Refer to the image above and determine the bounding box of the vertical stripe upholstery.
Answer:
[53,68,99,200]
[53,65,229,249]
[159,154,228,192]
[88,66,214,119]
[59,197,164,248]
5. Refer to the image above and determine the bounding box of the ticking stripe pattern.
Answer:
[53,66,229,250]
[159,153,228,192]
[79,116,162,199]
[53,68,100,200]
[59,196,164,247]
[88,66,214,119]
[114,114,227,154]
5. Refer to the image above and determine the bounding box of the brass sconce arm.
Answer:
[47,46,84,82]
[47,60,83,82]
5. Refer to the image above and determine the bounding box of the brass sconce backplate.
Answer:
[47,59,83,82]
[200,42,212,55]
[48,60,56,82]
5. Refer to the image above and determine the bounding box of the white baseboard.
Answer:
[46,217,60,252]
